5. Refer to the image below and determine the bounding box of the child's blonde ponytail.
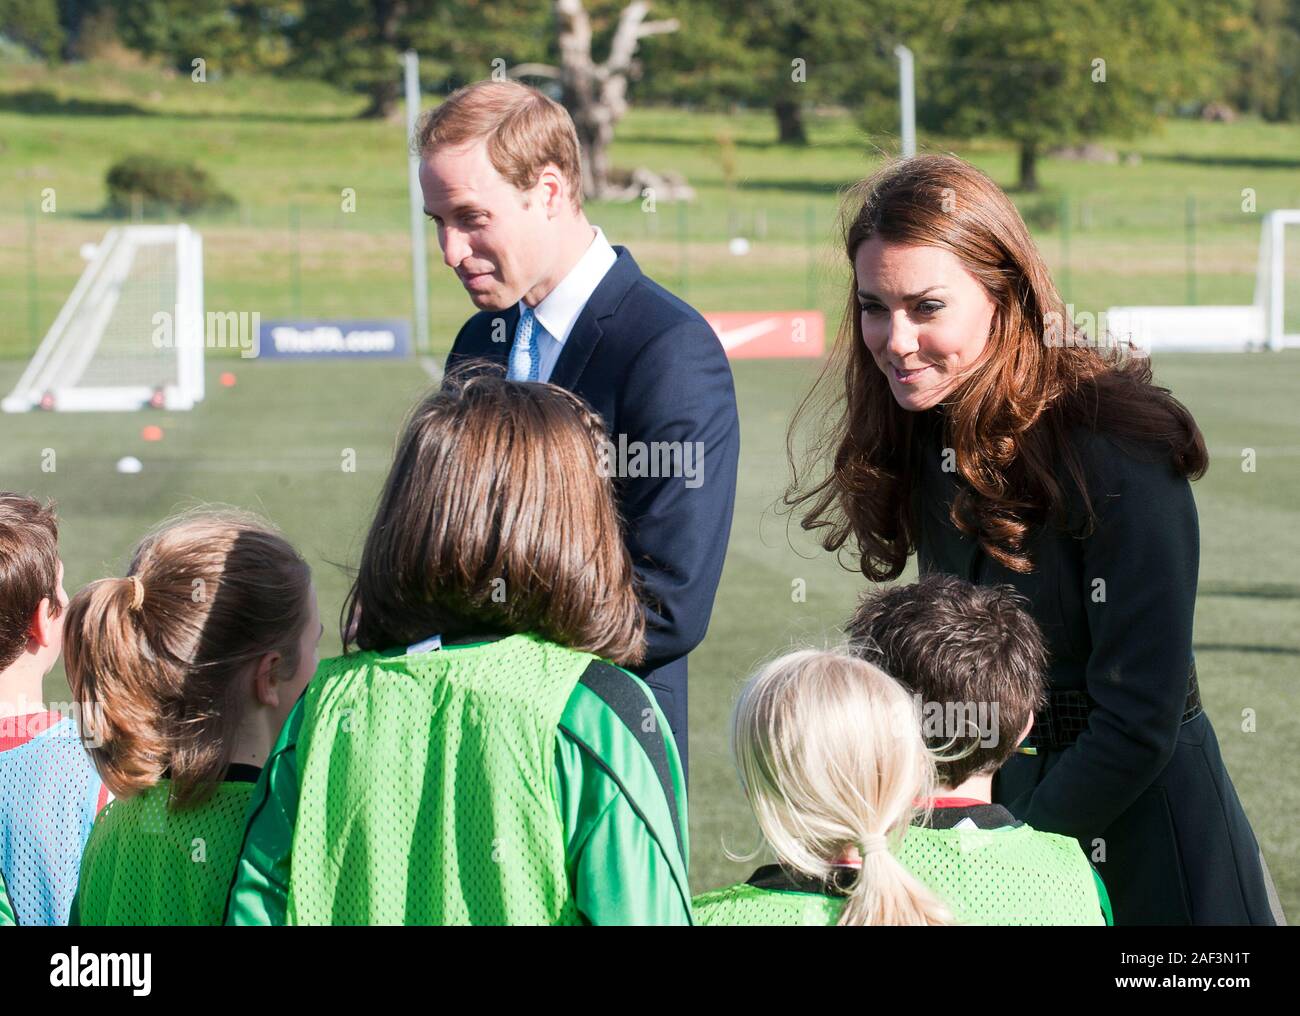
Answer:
[731,648,953,926]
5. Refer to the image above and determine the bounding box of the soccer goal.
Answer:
[1106,209,1300,353]
[2,225,204,413]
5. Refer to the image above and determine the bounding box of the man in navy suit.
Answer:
[416,80,739,776]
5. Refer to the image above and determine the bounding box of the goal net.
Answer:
[1106,209,1300,354]
[2,225,204,413]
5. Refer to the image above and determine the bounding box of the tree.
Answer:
[511,0,679,198]
[634,0,963,148]
[1224,0,1300,121]
[922,0,1247,190]
[1,0,64,59]
[283,0,552,119]
[282,0,439,118]
[107,0,293,75]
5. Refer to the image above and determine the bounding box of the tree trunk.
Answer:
[775,98,807,145]
[362,78,400,119]
[1018,140,1039,191]
[552,0,678,200]
[359,0,404,120]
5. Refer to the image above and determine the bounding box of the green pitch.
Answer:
[2,351,1295,917]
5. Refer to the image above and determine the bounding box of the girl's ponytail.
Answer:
[731,648,953,927]
[64,575,171,796]
[63,511,312,807]
[836,831,951,927]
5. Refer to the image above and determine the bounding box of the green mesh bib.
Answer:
[286,634,594,925]
[693,882,843,926]
[694,825,1105,926]
[76,781,255,925]
[899,824,1105,925]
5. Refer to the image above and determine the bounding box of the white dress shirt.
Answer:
[516,225,617,383]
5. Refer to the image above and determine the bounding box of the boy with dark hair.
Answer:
[0,493,108,925]
[845,573,1111,924]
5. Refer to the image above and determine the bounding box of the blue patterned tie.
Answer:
[509,306,540,382]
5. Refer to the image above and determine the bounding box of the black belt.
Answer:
[1022,662,1202,753]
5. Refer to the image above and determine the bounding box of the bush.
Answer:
[105,155,235,215]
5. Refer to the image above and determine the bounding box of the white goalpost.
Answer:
[2,224,205,413]
[1106,209,1300,354]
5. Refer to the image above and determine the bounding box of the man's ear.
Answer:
[1019,713,1034,745]
[252,652,284,709]
[536,164,567,217]
[29,597,56,650]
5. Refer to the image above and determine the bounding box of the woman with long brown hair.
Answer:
[787,154,1283,925]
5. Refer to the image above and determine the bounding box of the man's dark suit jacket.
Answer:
[444,246,740,777]
[912,408,1283,925]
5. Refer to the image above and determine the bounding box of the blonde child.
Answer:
[693,648,953,926]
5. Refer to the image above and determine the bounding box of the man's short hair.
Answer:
[0,493,61,672]
[845,573,1047,787]
[415,80,584,212]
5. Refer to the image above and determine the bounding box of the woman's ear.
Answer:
[252,652,284,709]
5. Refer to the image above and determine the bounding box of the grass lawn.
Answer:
[2,350,1296,916]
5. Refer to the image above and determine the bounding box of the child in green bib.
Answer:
[226,376,691,925]
[695,575,1111,926]
[64,512,319,925]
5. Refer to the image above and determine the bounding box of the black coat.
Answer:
[912,410,1283,925]
[445,246,741,778]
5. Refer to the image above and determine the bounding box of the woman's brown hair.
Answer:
[63,511,313,807]
[343,372,645,666]
[786,154,1208,577]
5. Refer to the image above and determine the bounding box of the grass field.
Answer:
[1,61,1298,918]
[4,350,1297,916]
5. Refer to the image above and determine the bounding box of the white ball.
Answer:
[116,456,143,474]
[728,236,751,256]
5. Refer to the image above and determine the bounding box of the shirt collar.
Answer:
[519,225,617,347]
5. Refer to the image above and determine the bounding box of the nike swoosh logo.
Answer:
[710,318,779,350]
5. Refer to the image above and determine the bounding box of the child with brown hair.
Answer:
[226,375,691,925]
[0,493,108,926]
[64,511,319,925]
[846,573,1111,924]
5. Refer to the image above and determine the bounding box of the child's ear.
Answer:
[1019,713,1034,746]
[252,652,284,709]
[28,596,57,650]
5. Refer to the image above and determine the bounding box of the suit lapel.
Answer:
[480,304,518,369]
[547,246,642,391]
